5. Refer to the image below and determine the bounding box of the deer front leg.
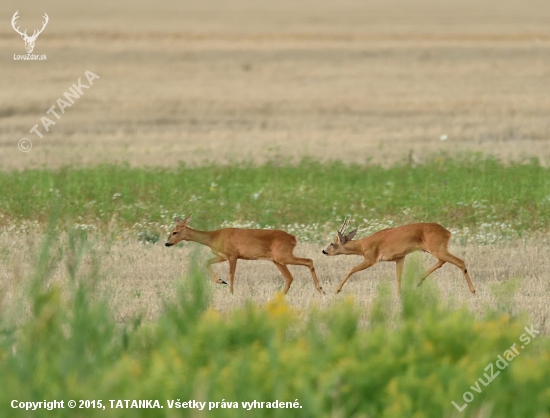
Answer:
[336,258,376,294]
[395,257,405,294]
[207,255,227,284]
[227,257,238,294]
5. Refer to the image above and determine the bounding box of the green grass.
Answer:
[1,232,549,417]
[1,156,549,241]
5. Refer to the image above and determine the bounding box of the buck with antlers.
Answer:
[165,214,325,295]
[11,11,49,54]
[322,219,476,294]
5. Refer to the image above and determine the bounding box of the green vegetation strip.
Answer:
[1,156,549,238]
[1,234,548,417]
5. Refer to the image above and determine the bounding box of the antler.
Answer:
[11,11,49,40]
[11,11,26,37]
[31,13,49,39]
[338,217,350,235]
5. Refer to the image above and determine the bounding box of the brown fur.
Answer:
[323,222,476,294]
[166,214,324,295]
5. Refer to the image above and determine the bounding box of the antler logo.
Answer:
[11,11,49,54]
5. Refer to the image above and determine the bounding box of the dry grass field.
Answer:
[1,0,550,168]
[2,233,549,332]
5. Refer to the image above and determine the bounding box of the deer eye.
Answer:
[172,232,177,235]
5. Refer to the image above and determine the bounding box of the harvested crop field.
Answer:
[1,1,550,416]
[2,234,549,332]
[1,0,550,168]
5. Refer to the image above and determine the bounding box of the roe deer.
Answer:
[322,219,475,294]
[165,214,324,295]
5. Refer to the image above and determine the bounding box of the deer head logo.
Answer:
[11,11,49,54]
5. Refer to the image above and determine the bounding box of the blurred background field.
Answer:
[1,0,550,168]
[1,0,550,416]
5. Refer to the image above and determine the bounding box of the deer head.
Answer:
[322,217,358,255]
[12,11,49,54]
[165,214,192,247]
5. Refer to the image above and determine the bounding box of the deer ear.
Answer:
[345,229,358,241]
[182,213,193,224]
[174,216,183,223]
[337,231,344,243]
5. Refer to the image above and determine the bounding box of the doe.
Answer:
[166,214,325,295]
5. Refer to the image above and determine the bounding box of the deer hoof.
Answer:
[221,280,227,285]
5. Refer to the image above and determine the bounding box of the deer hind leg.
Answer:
[207,255,228,285]
[430,250,475,294]
[336,258,376,294]
[227,257,238,294]
[273,261,294,294]
[276,255,324,295]
[417,260,445,287]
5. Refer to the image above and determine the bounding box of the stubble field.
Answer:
[1,0,550,416]
[3,234,550,331]
[1,0,550,168]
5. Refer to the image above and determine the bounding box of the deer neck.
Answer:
[343,239,363,255]
[184,227,216,248]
